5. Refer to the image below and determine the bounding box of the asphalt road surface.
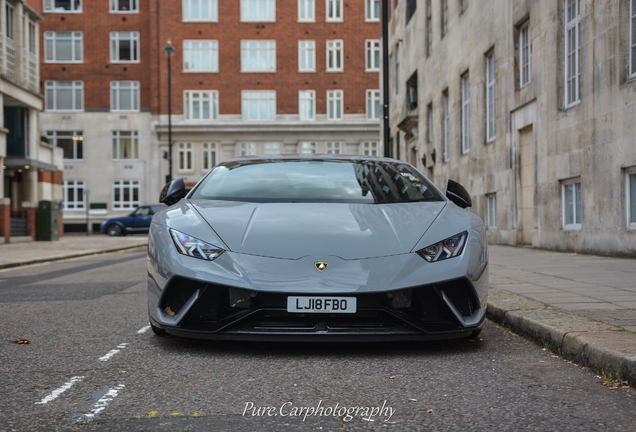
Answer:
[1,249,635,431]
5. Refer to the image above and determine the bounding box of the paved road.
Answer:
[1,250,636,431]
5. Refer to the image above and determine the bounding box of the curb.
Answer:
[486,287,636,389]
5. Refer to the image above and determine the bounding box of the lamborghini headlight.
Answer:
[417,231,468,263]
[169,228,225,261]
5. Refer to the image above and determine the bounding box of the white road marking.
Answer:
[35,376,85,405]
[137,325,151,334]
[98,343,128,361]
[75,384,125,423]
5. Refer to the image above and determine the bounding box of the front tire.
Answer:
[106,224,123,236]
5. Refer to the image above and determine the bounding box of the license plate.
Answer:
[287,296,357,313]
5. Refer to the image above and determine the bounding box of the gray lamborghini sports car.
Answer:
[147,155,488,341]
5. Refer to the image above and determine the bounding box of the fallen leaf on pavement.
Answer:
[427,409,433,413]
[389,375,396,379]
[12,338,30,344]
[164,306,176,316]
[408,399,417,402]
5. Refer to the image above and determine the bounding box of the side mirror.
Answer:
[446,179,472,208]
[160,177,186,206]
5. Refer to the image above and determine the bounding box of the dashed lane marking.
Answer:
[137,325,151,334]
[74,384,125,423]
[98,343,128,361]
[35,376,85,405]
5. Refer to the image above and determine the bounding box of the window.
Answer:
[487,194,497,228]
[486,51,496,142]
[365,40,380,71]
[111,131,139,160]
[395,49,400,94]
[264,143,280,154]
[406,0,416,23]
[44,32,83,63]
[63,180,85,210]
[365,0,379,21]
[327,90,343,120]
[443,89,450,162]
[5,3,13,40]
[362,141,378,156]
[441,0,448,37]
[184,91,218,120]
[426,0,432,56]
[427,103,433,142]
[298,40,315,72]
[298,0,314,21]
[630,0,636,78]
[241,143,256,156]
[407,72,418,110]
[327,40,343,71]
[461,73,470,154]
[366,90,381,119]
[299,90,315,120]
[326,0,342,21]
[47,131,83,160]
[519,21,531,87]
[112,180,140,211]
[241,0,275,21]
[45,81,84,112]
[241,40,276,72]
[300,142,316,154]
[627,169,636,227]
[242,91,276,120]
[183,0,217,21]
[110,32,139,63]
[562,179,582,229]
[327,142,341,154]
[183,40,219,72]
[110,81,140,112]
[110,0,137,12]
[178,143,193,171]
[45,0,82,12]
[564,0,580,107]
[203,143,217,170]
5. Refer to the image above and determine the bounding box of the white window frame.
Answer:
[486,51,496,143]
[241,40,276,72]
[298,0,315,22]
[264,143,280,154]
[111,130,139,160]
[63,179,85,210]
[47,131,83,161]
[627,168,636,228]
[300,142,316,154]
[240,0,275,22]
[298,40,315,72]
[519,21,531,87]
[562,178,582,229]
[202,143,217,171]
[110,31,140,63]
[45,81,84,112]
[365,40,380,72]
[241,142,256,156]
[630,0,636,79]
[326,141,342,154]
[112,179,140,211]
[326,0,343,21]
[487,194,497,228]
[184,90,218,120]
[564,0,580,108]
[44,31,83,63]
[362,141,378,156]
[365,0,380,22]
[443,90,450,162]
[110,0,138,13]
[110,81,140,112]
[44,0,82,13]
[327,90,343,120]
[366,89,381,120]
[427,103,433,143]
[242,90,276,120]
[182,0,217,21]
[299,90,315,120]
[461,73,470,154]
[178,143,193,172]
[326,40,343,72]
[183,40,219,72]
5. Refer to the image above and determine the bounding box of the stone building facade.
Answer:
[387,0,636,256]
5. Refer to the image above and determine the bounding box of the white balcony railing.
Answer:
[5,37,16,80]
[0,33,39,93]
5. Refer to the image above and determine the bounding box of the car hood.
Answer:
[188,199,446,260]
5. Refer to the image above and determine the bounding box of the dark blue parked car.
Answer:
[100,204,166,236]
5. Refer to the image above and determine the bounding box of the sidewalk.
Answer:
[0,236,634,386]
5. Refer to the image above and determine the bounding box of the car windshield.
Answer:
[188,160,444,204]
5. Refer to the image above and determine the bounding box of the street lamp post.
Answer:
[381,0,391,157]
[163,41,176,184]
